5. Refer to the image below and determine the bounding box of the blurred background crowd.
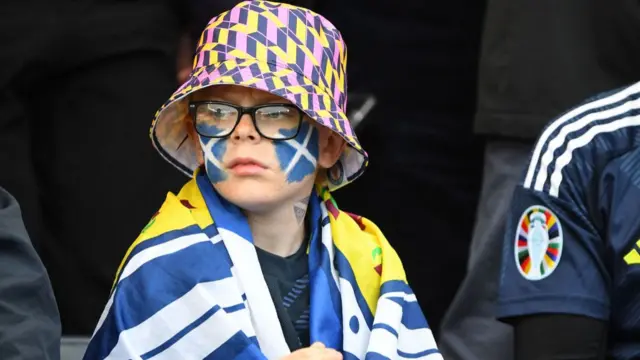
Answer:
[1,0,639,359]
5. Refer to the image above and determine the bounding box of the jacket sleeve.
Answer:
[512,314,607,360]
[0,186,61,360]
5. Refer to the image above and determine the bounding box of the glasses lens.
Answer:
[194,103,238,137]
[255,105,301,139]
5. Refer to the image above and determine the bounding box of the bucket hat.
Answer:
[150,0,367,190]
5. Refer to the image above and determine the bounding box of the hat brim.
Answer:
[151,58,368,190]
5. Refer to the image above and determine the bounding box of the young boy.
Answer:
[83,1,441,359]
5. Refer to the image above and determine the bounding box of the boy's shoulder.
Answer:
[136,179,213,243]
[331,209,406,281]
[332,209,386,246]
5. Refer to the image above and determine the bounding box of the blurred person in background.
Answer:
[0,186,60,360]
[497,80,640,360]
[439,0,640,359]
[0,0,186,335]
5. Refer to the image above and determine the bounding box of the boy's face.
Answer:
[188,85,345,212]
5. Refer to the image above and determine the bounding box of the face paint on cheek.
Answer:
[274,121,320,183]
[199,133,228,184]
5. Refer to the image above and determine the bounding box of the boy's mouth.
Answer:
[227,157,267,175]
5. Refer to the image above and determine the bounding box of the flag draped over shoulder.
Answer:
[84,171,442,360]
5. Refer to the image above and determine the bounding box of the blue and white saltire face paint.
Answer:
[198,121,320,184]
[199,126,228,184]
[275,121,319,183]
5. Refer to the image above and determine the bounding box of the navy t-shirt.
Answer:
[497,81,640,359]
[256,240,310,351]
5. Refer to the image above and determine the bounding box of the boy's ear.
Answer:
[316,125,346,169]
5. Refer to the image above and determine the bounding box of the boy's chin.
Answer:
[213,177,313,213]
[214,182,284,211]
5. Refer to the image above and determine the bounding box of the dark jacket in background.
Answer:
[475,0,640,139]
[0,186,60,360]
[0,0,186,335]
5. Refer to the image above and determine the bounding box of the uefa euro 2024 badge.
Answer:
[514,205,563,281]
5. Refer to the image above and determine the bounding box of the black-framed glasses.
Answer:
[188,101,304,140]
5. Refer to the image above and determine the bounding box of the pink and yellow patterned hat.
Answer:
[150,0,368,190]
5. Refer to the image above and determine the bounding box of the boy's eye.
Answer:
[256,106,299,120]
[205,105,236,119]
